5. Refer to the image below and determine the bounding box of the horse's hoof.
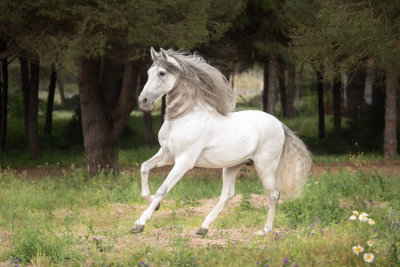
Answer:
[130,224,145,234]
[196,227,208,236]
[155,202,161,211]
[255,230,269,236]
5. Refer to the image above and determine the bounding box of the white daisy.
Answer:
[352,210,359,215]
[368,219,375,225]
[352,245,364,255]
[367,240,373,247]
[349,215,357,221]
[359,214,368,222]
[363,253,374,263]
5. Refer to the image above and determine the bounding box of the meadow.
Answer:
[0,159,399,266]
[0,109,399,266]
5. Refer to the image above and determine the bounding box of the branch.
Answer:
[0,45,20,61]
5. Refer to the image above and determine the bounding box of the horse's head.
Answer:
[138,47,180,112]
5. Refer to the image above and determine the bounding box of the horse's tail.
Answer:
[275,124,312,199]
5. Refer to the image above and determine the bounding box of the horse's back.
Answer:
[194,110,285,168]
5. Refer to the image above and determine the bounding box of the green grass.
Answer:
[0,164,399,266]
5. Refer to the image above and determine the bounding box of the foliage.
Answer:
[288,0,400,73]
[0,0,244,64]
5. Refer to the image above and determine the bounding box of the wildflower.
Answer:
[349,215,357,221]
[363,253,374,263]
[352,210,359,215]
[359,213,368,222]
[352,245,364,255]
[368,219,375,225]
[367,240,373,247]
[283,257,289,264]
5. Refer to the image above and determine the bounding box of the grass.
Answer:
[0,157,399,266]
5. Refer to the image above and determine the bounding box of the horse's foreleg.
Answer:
[140,148,173,205]
[197,165,240,236]
[131,156,195,234]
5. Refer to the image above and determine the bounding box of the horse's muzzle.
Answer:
[138,97,154,112]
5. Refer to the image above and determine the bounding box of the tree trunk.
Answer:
[144,112,154,148]
[262,61,268,113]
[267,55,278,115]
[383,61,398,159]
[161,95,166,123]
[0,57,8,150]
[278,62,287,117]
[19,56,30,132]
[110,60,140,143]
[78,57,114,173]
[286,64,296,118]
[316,70,325,139]
[56,69,66,105]
[332,78,342,130]
[28,58,41,159]
[78,56,140,174]
[44,64,57,134]
[139,69,155,148]
[346,68,366,116]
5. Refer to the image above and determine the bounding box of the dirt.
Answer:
[8,159,400,180]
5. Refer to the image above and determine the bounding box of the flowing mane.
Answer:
[153,49,236,120]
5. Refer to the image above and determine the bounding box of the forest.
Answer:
[0,0,399,266]
[0,0,399,172]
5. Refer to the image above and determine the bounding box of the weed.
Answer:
[8,226,80,264]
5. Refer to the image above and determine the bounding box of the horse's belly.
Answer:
[194,140,256,168]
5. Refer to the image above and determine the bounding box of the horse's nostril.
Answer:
[142,98,148,104]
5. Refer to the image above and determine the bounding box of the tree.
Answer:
[28,57,41,159]
[0,0,244,172]
[44,64,57,134]
[230,0,293,115]
[0,44,8,150]
[288,0,400,157]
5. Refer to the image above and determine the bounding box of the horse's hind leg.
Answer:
[196,165,241,236]
[255,162,280,235]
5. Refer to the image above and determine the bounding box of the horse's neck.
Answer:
[165,95,218,122]
[165,93,210,120]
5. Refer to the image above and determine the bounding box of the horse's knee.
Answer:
[140,163,150,177]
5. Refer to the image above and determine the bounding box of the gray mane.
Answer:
[153,49,236,120]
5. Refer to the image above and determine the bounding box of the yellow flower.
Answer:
[363,253,374,263]
[352,245,364,255]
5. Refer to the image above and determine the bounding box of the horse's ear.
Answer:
[160,48,169,60]
[150,47,159,60]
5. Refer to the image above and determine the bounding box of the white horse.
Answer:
[131,48,311,236]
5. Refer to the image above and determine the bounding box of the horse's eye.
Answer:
[159,71,166,77]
